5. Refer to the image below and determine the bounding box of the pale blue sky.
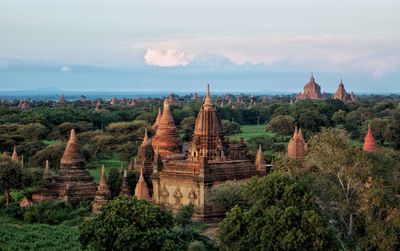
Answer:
[0,0,399,92]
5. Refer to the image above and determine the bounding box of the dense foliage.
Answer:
[217,172,337,250]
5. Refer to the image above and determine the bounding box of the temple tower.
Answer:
[363,125,376,153]
[152,99,182,158]
[55,129,97,204]
[120,169,131,196]
[43,160,52,183]
[255,144,266,175]
[92,165,111,212]
[135,168,151,201]
[11,145,18,162]
[296,74,323,100]
[333,79,354,101]
[189,84,224,161]
[152,108,162,130]
[287,127,308,161]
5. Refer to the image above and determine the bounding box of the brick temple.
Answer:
[333,79,356,101]
[32,129,97,204]
[296,74,327,101]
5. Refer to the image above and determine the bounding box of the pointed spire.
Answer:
[287,126,307,161]
[120,169,131,196]
[152,107,162,130]
[135,168,150,200]
[11,145,18,162]
[204,83,212,107]
[43,160,52,182]
[142,128,151,145]
[255,144,266,173]
[99,165,109,190]
[363,124,376,153]
[60,129,85,167]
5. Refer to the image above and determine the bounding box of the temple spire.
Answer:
[152,107,162,130]
[142,128,151,145]
[363,124,376,153]
[99,165,108,190]
[92,164,111,212]
[204,83,212,107]
[11,145,18,162]
[120,169,131,195]
[43,160,52,182]
[255,144,266,174]
[135,168,150,200]
[61,129,85,167]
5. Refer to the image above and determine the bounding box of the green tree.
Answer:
[0,154,25,205]
[107,167,122,199]
[79,195,174,251]
[266,115,295,136]
[385,109,400,149]
[306,128,372,243]
[217,173,337,251]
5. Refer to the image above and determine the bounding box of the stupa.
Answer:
[287,127,308,161]
[151,98,182,158]
[92,165,111,212]
[363,125,376,153]
[296,74,324,100]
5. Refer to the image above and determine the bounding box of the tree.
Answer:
[79,195,174,250]
[107,167,122,199]
[266,115,295,136]
[385,109,400,149]
[179,116,196,141]
[0,154,25,205]
[221,120,242,136]
[306,128,372,243]
[208,182,246,212]
[217,173,337,251]
[358,148,400,250]
[174,204,195,228]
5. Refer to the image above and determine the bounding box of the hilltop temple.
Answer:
[32,129,97,204]
[333,80,355,101]
[287,127,308,161]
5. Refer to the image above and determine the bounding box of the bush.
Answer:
[174,204,194,227]
[23,200,73,225]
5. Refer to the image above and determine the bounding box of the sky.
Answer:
[0,0,399,93]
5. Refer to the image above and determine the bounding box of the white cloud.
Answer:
[144,49,195,67]
[132,34,400,76]
[61,66,73,72]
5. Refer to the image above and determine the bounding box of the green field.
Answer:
[230,124,275,141]
[0,216,81,251]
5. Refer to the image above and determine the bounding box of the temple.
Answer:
[296,74,326,100]
[363,125,376,153]
[94,101,102,112]
[11,145,18,162]
[255,144,267,175]
[59,93,66,104]
[151,99,183,159]
[92,165,111,212]
[152,84,261,221]
[333,79,355,101]
[135,168,151,201]
[287,127,308,161]
[32,129,97,204]
[134,129,154,193]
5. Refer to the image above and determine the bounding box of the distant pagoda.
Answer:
[287,127,308,161]
[296,74,325,100]
[363,125,376,153]
[333,79,355,101]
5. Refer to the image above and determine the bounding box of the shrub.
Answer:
[23,200,73,225]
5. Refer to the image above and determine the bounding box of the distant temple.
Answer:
[363,125,376,153]
[59,93,66,104]
[92,165,111,212]
[333,79,355,101]
[287,127,308,161]
[18,99,30,109]
[296,74,327,101]
[32,129,97,204]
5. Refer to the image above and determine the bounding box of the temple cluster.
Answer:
[296,74,355,101]
[14,82,376,221]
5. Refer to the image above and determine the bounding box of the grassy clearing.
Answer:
[42,140,61,146]
[230,124,275,141]
[0,216,81,251]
